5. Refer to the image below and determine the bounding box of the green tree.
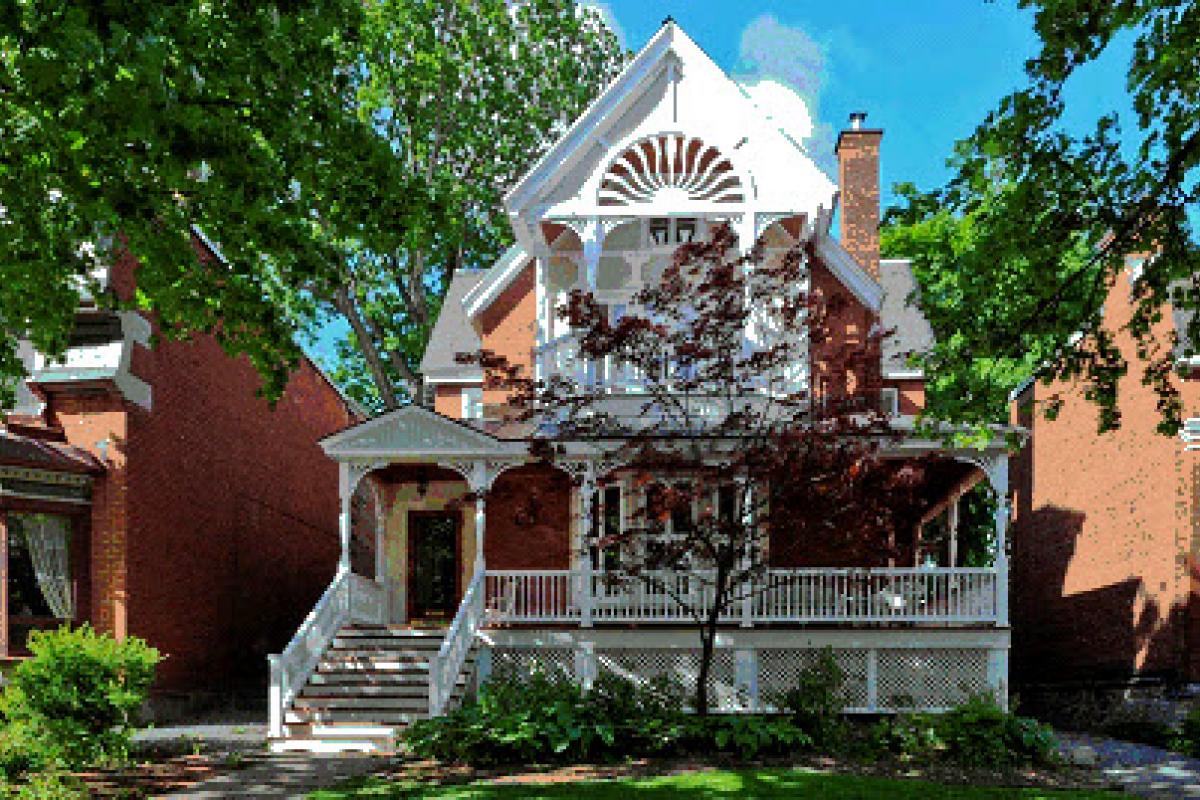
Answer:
[0,1,409,407]
[328,0,626,410]
[881,0,1200,436]
[1,1,625,414]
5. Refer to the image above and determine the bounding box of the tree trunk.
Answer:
[336,285,401,410]
[696,625,714,716]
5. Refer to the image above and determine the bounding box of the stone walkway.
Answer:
[126,722,389,798]
[1059,732,1200,798]
[152,753,387,798]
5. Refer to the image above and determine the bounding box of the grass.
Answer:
[310,768,1121,799]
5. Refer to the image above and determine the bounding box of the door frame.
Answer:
[406,509,463,620]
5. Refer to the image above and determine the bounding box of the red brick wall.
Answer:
[884,378,925,414]
[478,264,536,410]
[1010,273,1200,684]
[48,246,359,696]
[434,385,462,418]
[810,262,880,410]
[123,335,354,694]
[47,393,130,639]
[484,465,571,570]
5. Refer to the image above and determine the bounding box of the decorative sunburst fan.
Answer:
[598,134,744,207]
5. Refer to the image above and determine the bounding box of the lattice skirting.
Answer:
[488,644,1001,713]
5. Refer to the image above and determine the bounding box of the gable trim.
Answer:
[463,245,530,321]
[320,404,507,458]
[813,235,884,313]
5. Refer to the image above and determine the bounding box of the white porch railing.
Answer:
[484,567,999,626]
[268,569,386,738]
[535,333,641,392]
[428,567,486,717]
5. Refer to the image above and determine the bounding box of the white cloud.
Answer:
[733,14,836,176]
[741,79,815,143]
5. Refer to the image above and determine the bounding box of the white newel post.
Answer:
[579,465,596,628]
[338,461,352,574]
[268,654,283,738]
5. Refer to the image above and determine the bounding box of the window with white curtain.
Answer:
[7,514,74,621]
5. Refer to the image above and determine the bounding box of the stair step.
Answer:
[301,684,428,699]
[294,696,433,710]
[331,639,444,651]
[341,625,446,637]
[318,655,474,670]
[287,709,426,725]
[308,670,428,684]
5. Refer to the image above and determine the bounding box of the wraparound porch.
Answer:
[267,406,1017,748]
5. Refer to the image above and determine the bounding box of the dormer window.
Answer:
[648,217,699,247]
[650,218,670,246]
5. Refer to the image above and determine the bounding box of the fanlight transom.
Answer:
[598,134,744,207]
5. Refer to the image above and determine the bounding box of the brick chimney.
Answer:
[835,111,883,279]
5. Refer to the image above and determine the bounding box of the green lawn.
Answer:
[310,768,1120,799]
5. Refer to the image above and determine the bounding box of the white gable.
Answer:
[321,405,522,459]
[505,22,837,231]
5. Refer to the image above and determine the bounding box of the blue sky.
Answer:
[591,1,1136,210]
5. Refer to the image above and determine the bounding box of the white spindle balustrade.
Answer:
[267,568,385,738]
[429,568,486,717]
[482,567,998,626]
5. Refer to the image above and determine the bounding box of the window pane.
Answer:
[671,483,693,535]
[603,487,621,538]
[7,517,54,618]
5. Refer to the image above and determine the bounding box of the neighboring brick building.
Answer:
[1010,256,1200,687]
[0,234,362,711]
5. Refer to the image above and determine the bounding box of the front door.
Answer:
[408,511,460,620]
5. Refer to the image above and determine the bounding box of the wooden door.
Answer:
[407,511,460,620]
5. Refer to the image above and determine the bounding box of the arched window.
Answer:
[598,134,744,207]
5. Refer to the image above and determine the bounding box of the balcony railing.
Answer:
[483,567,999,627]
[535,332,643,393]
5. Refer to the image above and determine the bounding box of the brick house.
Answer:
[1011,255,1200,689]
[269,21,1019,752]
[0,233,362,713]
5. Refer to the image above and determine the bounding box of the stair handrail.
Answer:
[428,567,485,717]
[268,566,354,739]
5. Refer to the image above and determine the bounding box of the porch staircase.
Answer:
[271,625,476,753]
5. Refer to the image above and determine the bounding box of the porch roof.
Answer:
[319,404,527,461]
[321,403,1021,477]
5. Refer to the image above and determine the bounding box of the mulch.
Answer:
[76,754,236,798]
[66,748,1121,797]
[370,752,1120,792]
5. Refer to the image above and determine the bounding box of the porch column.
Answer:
[581,218,604,388]
[738,477,754,628]
[578,464,596,628]
[471,461,488,574]
[338,461,352,574]
[990,456,1010,627]
[0,511,7,657]
[948,494,960,569]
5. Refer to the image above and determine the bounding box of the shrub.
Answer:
[868,713,943,760]
[937,694,1058,767]
[774,648,846,747]
[679,715,812,759]
[2,625,160,770]
[12,772,88,800]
